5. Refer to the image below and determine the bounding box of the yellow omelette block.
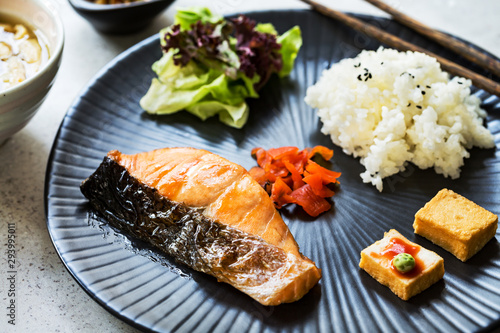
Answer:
[414,189,498,262]
[359,229,444,300]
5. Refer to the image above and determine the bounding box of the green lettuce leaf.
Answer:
[174,7,222,30]
[255,23,278,35]
[140,50,259,128]
[277,25,302,78]
[187,101,249,128]
[141,8,302,128]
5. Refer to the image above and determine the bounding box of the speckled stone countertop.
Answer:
[1,0,499,332]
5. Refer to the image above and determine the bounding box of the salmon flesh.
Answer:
[80,148,321,306]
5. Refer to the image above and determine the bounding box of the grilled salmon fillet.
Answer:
[80,147,321,306]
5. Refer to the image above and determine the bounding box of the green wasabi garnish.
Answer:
[393,253,415,273]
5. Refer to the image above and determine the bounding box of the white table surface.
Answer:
[1,0,499,332]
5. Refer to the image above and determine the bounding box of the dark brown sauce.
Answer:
[372,237,423,278]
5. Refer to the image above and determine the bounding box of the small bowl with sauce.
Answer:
[68,0,174,34]
[0,0,64,144]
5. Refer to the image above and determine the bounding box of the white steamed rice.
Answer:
[305,47,495,191]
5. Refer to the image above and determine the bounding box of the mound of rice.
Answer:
[305,47,495,191]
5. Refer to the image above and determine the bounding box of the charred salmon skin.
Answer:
[80,147,321,306]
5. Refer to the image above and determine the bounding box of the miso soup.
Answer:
[0,14,50,91]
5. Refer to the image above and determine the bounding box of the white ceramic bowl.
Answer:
[0,0,64,144]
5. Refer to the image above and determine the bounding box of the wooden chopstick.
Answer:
[364,0,500,78]
[300,0,500,97]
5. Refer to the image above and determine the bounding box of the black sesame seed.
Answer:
[417,85,420,88]
[381,62,384,65]
[416,105,422,109]
[421,91,426,95]
[458,81,463,84]
[426,85,431,89]
[357,74,362,81]
[354,63,361,68]
[368,73,372,78]
[407,102,411,107]
[364,68,369,71]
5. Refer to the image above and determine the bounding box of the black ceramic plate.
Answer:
[45,10,500,333]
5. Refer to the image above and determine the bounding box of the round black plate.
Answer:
[45,10,500,333]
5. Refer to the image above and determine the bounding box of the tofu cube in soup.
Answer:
[0,18,48,91]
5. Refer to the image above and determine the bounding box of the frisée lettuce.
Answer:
[140,7,302,128]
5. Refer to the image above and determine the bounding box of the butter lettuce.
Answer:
[277,26,303,77]
[140,7,302,128]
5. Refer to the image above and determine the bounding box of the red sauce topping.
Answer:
[372,237,423,278]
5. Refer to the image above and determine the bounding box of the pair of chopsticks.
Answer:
[300,0,500,97]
